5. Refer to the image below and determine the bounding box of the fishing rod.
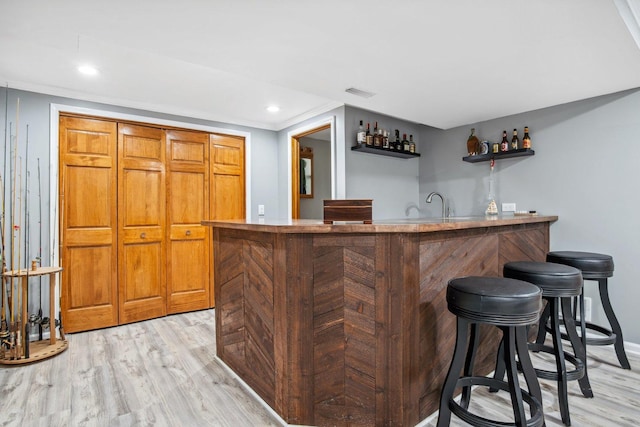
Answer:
[0,86,6,355]
[37,158,42,340]
[23,126,29,359]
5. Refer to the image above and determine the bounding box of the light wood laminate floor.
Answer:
[1,310,639,426]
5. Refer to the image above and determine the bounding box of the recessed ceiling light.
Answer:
[266,105,280,113]
[78,64,98,76]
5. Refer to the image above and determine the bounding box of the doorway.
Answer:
[290,119,335,219]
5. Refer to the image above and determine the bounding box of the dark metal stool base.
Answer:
[438,319,544,427]
[450,376,544,427]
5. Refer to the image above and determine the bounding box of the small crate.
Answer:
[323,199,372,224]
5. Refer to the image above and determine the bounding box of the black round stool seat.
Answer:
[438,276,544,427]
[503,261,582,297]
[547,251,614,279]
[448,276,543,326]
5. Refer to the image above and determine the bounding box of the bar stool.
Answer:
[437,276,544,427]
[498,261,591,426]
[545,251,631,370]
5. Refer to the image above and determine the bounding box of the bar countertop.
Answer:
[202,214,557,233]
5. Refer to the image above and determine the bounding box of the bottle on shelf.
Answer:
[356,120,365,147]
[409,134,416,153]
[466,128,480,155]
[511,128,519,150]
[500,130,509,152]
[373,122,382,148]
[382,130,390,149]
[365,122,373,147]
[402,133,410,152]
[522,126,531,149]
[392,129,400,151]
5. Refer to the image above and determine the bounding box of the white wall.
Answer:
[419,88,640,344]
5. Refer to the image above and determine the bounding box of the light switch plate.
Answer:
[502,202,516,212]
[258,204,265,216]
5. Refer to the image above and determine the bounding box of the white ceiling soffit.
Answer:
[2,0,640,131]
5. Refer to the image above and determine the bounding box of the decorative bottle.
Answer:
[511,128,519,150]
[373,122,382,147]
[522,126,531,149]
[500,130,509,152]
[485,159,499,216]
[365,123,373,147]
[356,120,365,146]
[402,134,410,152]
[466,128,479,155]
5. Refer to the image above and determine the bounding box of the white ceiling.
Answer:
[2,0,640,131]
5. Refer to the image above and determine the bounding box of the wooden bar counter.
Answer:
[202,215,557,426]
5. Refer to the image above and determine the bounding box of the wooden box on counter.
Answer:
[323,199,372,224]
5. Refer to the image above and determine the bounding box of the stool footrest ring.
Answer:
[527,343,585,381]
[450,376,544,427]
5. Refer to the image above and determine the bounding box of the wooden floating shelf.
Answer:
[463,148,535,163]
[351,145,420,159]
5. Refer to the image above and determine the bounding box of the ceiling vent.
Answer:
[345,87,376,98]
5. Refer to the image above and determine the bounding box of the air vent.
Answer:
[345,87,376,98]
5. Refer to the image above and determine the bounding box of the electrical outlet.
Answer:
[502,202,516,212]
[258,204,265,216]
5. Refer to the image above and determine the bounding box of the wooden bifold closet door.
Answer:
[59,116,119,332]
[60,116,243,333]
[117,124,167,324]
[166,129,211,314]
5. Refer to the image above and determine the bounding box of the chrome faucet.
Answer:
[426,191,447,218]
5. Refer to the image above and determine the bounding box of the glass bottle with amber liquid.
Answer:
[402,133,410,152]
[511,128,519,150]
[522,126,531,149]
[373,122,382,148]
[500,130,509,152]
[365,122,373,147]
[466,128,479,155]
[409,134,416,153]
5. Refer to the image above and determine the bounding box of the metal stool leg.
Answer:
[516,325,544,420]
[437,317,469,427]
[561,297,593,398]
[503,326,527,426]
[536,301,551,345]
[598,278,631,369]
[550,298,571,426]
[460,323,479,409]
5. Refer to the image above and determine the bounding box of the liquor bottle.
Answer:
[373,122,382,147]
[511,129,519,150]
[402,133,410,152]
[356,120,365,146]
[365,122,373,147]
[500,130,509,152]
[409,134,416,153]
[382,130,390,149]
[392,129,400,150]
[522,126,531,149]
[466,128,479,155]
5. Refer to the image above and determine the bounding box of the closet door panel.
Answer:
[166,130,210,314]
[60,116,118,333]
[118,124,166,324]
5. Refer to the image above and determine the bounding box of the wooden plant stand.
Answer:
[1,266,67,365]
